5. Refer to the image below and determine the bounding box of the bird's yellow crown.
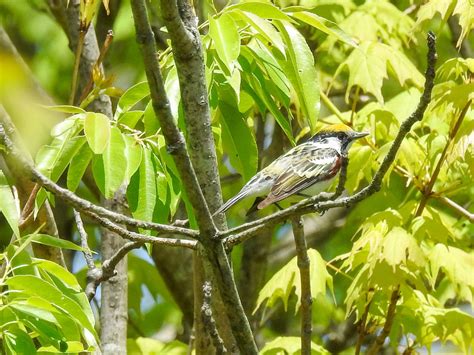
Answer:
[318,123,352,134]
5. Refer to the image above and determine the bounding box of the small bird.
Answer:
[216,124,369,214]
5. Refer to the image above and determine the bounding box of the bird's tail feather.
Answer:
[214,191,249,216]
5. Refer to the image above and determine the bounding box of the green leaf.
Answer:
[42,105,86,114]
[84,112,111,154]
[118,110,143,129]
[260,336,329,355]
[274,20,320,133]
[28,234,84,252]
[428,244,474,290]
[230,2,293,21]
[453,0,474,48]
[116,81,150,116]
[127,149,157,235]
[143,101,160,136]
[335,41,423,103]
[36,116,83,180]
[67,143,93,191]
[242,68,294,144]
[6,275,96,336]
[232,9,285,54]
[255,249,332,313]
[123,135,143,184]
[127,338,187,355]
[0,171,20,237]
[102,126,127,198]
[381,227,425,270]
[219,101,258,181]
[4,329,37,355]
[209,13,240,73]
[289,10,357,47]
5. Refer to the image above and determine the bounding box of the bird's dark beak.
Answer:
[351,131,369,140]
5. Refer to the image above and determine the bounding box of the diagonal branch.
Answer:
[0,127,199,238]
[131,0,216,236]
[223,31,437,248]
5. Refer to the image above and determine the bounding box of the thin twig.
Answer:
[74,209,95,270]
[74,209,144,300]
[415,99,472,217]
[291,217,312,355]
[355,291,374,355]
[70,29,86,104]
[436,196,473,222]
[20,183,40,222]
[367,286,400,355]
[78,29,114,104]
[201,281,227,354]
[223,31,437,248]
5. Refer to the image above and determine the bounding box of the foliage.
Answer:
[0,0,473,353]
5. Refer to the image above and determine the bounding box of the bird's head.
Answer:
[311,124,369,153]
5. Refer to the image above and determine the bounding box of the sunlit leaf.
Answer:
[219,101,258,181]
[260,336,329,355]
[0,171,20,237]
[209,13,240,73]
[274,20,320,132]
[255,249,333,313]
[84,112,111,154]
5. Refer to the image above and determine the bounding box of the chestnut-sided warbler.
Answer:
[216,124,369,213]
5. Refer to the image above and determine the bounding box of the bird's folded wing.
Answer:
[260,146,341,207]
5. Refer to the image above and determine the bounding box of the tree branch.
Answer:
[367,286,400,355]
[201,281,227,354]
[291,217,312,355]
[74,209,144,301]
[223,31,437,248]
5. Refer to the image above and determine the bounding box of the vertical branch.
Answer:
[100,193,129,354]
[291,217,312,355]
[130,1,257,353]
[201,281,227,354]
[367,286,400,355]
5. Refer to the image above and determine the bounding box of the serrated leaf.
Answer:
[335,41,423,103]
[255,249,332,313]
[0,171,20,237]
[382,227,425,270]
[84,112,111,154]
[209,13,240,73]
[127,149,157,235]
[219,101,258,181]
[274,20,319,133]
[260,336,330,355]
